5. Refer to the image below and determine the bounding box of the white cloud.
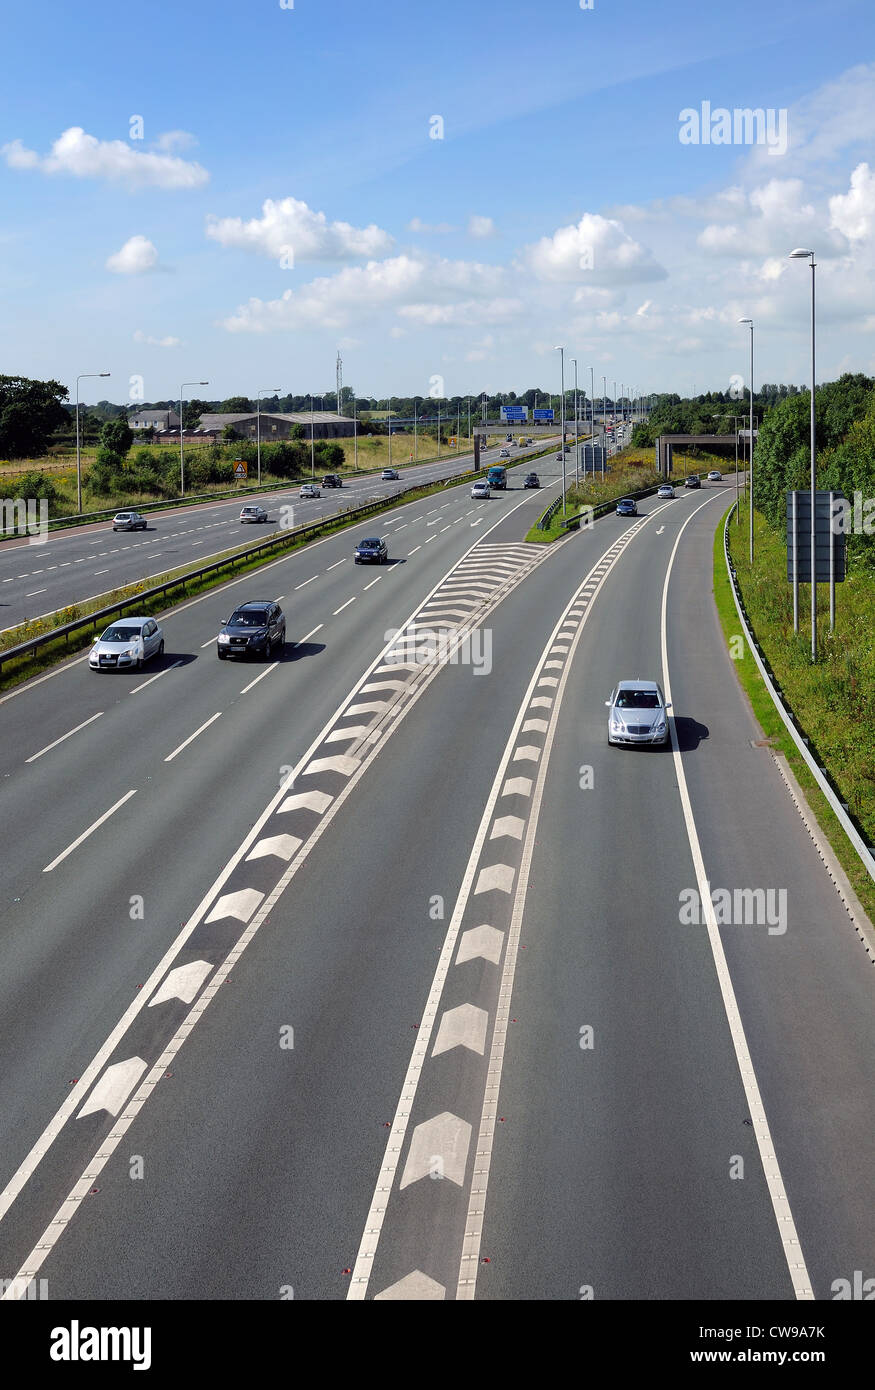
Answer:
[133,330,180,347]
[522,213,667,284]
[106,235,159,274]
[154,130,197,153]
[408,217,456,234]
[398,298,519,327]
[829,163,875,242]
[221,253,506,332]
[206,196,394,263]
[468,215,497,239]
[2,127,208,188]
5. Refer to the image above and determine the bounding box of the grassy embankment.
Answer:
[714,497,875,922]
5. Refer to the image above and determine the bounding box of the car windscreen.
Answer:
[359,539,380,547]
[229,611,268,626]
[100,626,141,642]
[616,691,660,709]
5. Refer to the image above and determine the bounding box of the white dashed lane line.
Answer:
[295,575,319,590]
[333,597,356,615]
[326,559,346,572]
[130,661,184,694]
[42,790,137,874]
[240,663,279,695]
[407,547,421,556]
[294,624,323,646]
[164,713,222,764]
[25,589,47,597]
[25,711,104,763]
[363,576,382,590]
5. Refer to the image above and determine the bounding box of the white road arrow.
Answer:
[432,1003,489,1057]
[456,923,505,965]
[303,755,360,777]
[246,834,302,863]
[656,525,665,534]
[374,1271,445,1300]
[474,863,515,895]
[400,1112,472,1188]
[205,888,265,924]
[279,789,333,815]
[78,1057,147,1118]
[149,960,212,1007]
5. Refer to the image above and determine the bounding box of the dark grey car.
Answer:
[217,601,286,659]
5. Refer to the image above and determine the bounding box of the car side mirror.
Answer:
[604,700,611,707]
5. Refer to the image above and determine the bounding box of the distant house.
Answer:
[197,412,355,440]
[129,407,180,431]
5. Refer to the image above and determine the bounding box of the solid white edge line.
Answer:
[163,712,222,763]
[660,493,814,1300]
[42,789,137,873]
[25,711,103,762]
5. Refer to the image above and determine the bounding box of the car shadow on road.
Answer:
[278,641,326,662]
[673,716,710,751]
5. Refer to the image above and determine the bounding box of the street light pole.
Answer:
[353,397,358,472]
[738,319,755,564]
[554,346,566,514]
[179,380,208,496]
[571,358,579,486]
[790,249,818,661]
[75,372,110,514]
[413,397,418,461]
[256,389,281,486]
[309,394,315,479]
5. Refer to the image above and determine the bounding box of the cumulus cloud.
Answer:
[206,196,394,263]
[221,253,507,332]
[830,163,875,242]
[154,130,198,153]
[398,298,519,327]
[522,213,667,284]
[468,215,497,239]
[1,127,208,188]
[106,235,159,274]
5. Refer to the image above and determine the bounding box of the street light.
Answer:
[737,319,755,566]
[75,372,110,514]
[554,346,566,514]
[571,358,579,485]
[180,381,208,496]
[352,396,358,472]
[589,366,595,478]
[413,397,418,461]
[309,394,315,478]
[256,389,281,486]
[789,248,818,660]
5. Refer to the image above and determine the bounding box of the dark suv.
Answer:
[684,474,701,489]
[322,474,343,487]
[354,536,388,564]
[217,601,286,659]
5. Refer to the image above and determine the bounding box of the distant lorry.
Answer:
[486,465,507,489]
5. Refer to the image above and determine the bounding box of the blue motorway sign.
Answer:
[533,408,555,421]
[500,405,528,422]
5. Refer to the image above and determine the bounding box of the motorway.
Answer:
[0,437,554,633]
[1,456,872,1301]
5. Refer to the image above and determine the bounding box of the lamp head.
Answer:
[789,248,814,259]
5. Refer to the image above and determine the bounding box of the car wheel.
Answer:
[157,640,164,658]
[217,651,226,660]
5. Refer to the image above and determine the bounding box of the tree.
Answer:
[0,375,68,458]
[221,396,253,414]
[222,425,240,442]
[99,417,133,457]
[184,398,210,429]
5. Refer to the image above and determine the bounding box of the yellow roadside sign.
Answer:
[234,460,248,479]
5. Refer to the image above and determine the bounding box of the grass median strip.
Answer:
[713,502,875,924]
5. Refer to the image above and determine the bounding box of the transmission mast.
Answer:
[336,351,343,416]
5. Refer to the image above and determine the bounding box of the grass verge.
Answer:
[713,501,875,923]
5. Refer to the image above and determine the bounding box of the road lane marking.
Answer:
[164,712,222,762]
[363,576,382,590]
[407,546,421,555]
[333,597,356,615]
[93,569,109,576]
[240,662,279,694]
[26,711,103,762]
[25,589,47,597]
[130,660,183,693]
[200,636,217,649]
[42,789,137,872]
[659,493,814,1301]
[295,575,319,589]
[326,558,346,571]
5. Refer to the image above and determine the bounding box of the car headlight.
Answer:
[610,717,625,731]
[653,720,666,733]
[218,634,230,643]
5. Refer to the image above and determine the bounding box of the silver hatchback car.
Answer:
[90,617,164,671]
[606,679,670,746]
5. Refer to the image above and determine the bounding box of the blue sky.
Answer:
[2,0,874,405]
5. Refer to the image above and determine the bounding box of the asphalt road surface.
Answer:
[0,473,872,1301]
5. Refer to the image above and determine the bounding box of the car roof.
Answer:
[615,678,660,692]
[234,600,274,610]
[104,616,147,628]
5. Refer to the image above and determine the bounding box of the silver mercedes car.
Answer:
[605,679,670,746]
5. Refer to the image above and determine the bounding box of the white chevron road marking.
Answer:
[400,1113,472,1189]
[78,1058,147,1119]
[456,924,505,965]
[148,961,213,1007]
[432,1003,489,1057]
